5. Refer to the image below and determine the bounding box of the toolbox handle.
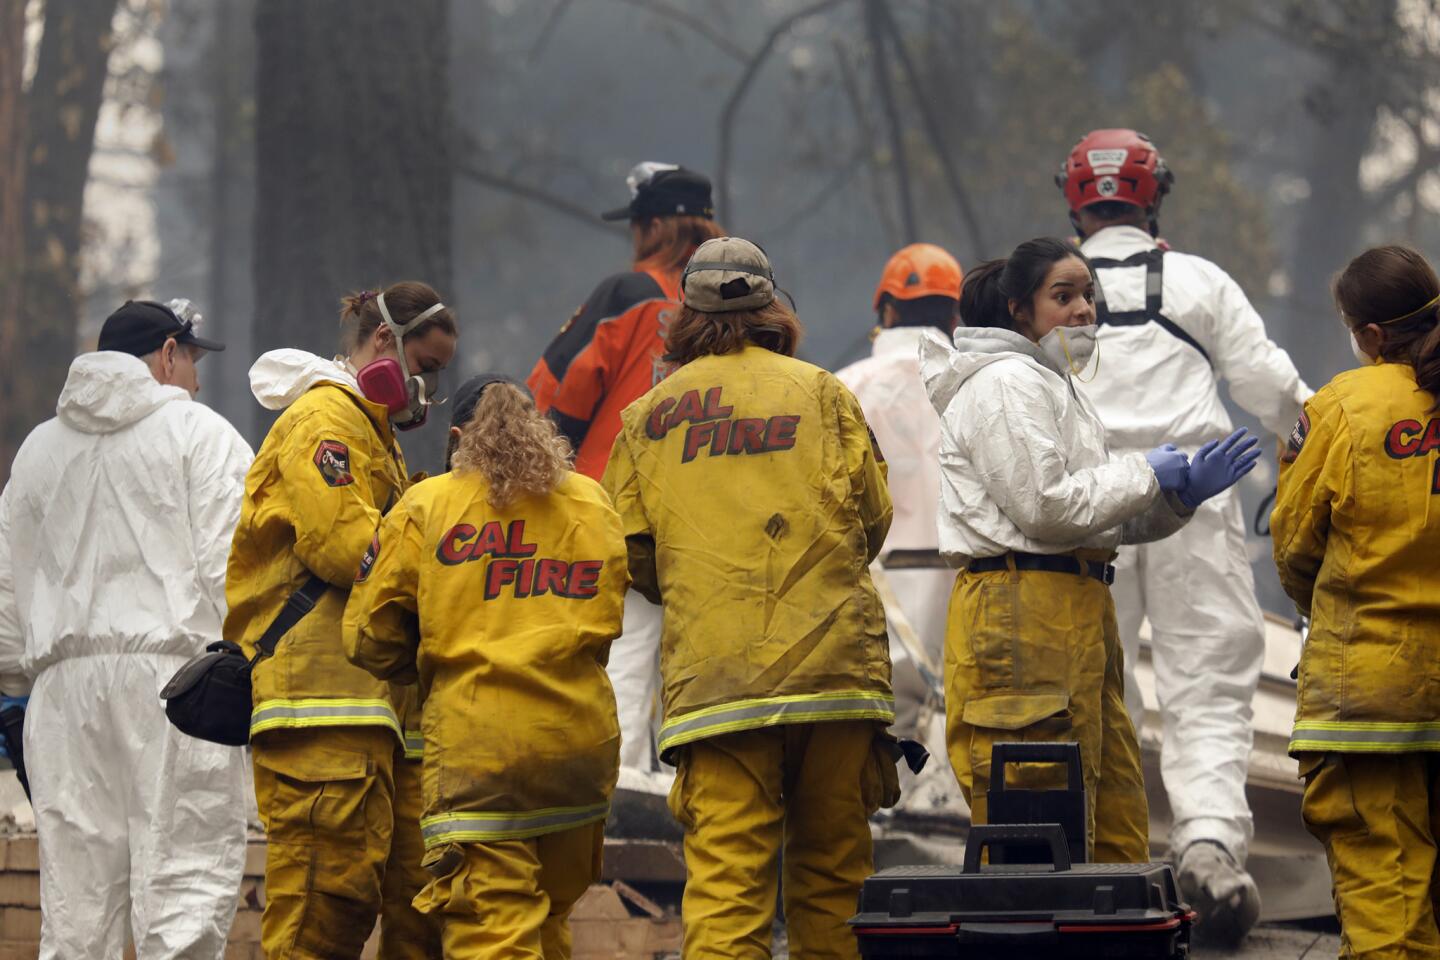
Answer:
[963,823,1072,873]
[990,741,1083,792]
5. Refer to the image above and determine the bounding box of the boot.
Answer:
[1175,840,1261,948]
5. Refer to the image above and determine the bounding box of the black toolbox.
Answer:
[851,825,1193,958]
[851,741,1194,959]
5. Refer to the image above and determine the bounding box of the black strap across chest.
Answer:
[1091,249,1212,366]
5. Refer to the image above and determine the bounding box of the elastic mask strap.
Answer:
[413,302,447,325]
[1061,329,1102,384]
[1383,293,1440,326]
[375,293,412,380]
[377,293,446,382]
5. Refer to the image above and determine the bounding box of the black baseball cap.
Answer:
[449,373,529,429]
[98,300,225,356]
[601,164,715,222]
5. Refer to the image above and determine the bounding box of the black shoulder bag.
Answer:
[160,574,329,746]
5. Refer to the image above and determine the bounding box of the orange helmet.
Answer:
[873,243,963,311]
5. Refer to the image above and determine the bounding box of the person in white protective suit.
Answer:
[0,299,251,960]
[920,239,1259,866]
[837,243,962,739]
[1056,129,1311,943]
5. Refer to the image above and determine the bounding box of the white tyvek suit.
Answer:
[0,352,251,959]
[837,327,949,737]
[1076,225,1311,863]
[919,326,1191,557]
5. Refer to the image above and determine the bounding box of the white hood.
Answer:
[919,326,1064,417]
[249,348,360,411]
[56,352,189,435]
[923,324,1181,560]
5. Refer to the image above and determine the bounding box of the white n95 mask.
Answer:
[1039,324,1100,380]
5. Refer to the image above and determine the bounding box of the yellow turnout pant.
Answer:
[668,720,889,960]
[251,726,438,959]
[944,564,1149,862]
[413,823,604,960]
[1301,752,1440,959]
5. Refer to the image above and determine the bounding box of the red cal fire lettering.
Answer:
[436,520,538,565]
[646,387,734,440]
[1386,418,1440,459]
[1387,420,1425,459]
[436,524,477,564]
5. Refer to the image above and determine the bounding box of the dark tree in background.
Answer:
[252,0,453,423]
[0,0,121,482]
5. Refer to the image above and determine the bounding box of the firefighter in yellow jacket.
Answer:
[604,237,899,960]
[1274,244,1440,959]
[345,376,627,959]
[224,282,457,958]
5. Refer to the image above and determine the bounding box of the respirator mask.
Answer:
[355,294,446,430]
[1038,324,1100,381]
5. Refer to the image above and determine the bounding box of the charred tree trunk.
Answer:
[0,0,26,480]
[253,0,452,356]
[253,0,452,468]
[1,0,120,483]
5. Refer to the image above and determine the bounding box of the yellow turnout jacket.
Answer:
[604,344,895,762]
[223,351,419,751]
[1274,360,1440,754]
[344,469,627,847]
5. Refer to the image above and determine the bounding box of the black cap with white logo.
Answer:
[98,300,225,357]
[601,163,715,222]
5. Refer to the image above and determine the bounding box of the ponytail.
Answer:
[958,259,1010,330]
[1413,322,1440,407]
[450,383,571,508]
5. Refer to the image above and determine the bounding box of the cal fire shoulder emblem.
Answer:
[356,534,379,582]
[1281,411,1310,464]
[314,439,354,487]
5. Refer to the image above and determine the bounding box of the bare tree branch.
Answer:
[758,145,866,236]
[874,0,987,254]
[716,0,849,223]
[611,0,747,62]
[1372,142,1440,210]
[833,40,899,247]
[456,162,626,237]
[864,0,915,242]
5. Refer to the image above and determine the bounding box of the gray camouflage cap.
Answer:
[681,237,776,313]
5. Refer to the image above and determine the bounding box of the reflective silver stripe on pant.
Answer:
[657,691,895,755]
[249,700,402,736]
[1291,722,1440,752]
[420,802,610,846]
[404,732,424,759]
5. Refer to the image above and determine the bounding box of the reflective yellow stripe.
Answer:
[420,802,609,846]
[1290,720,1440,754]
[404,731,424,760]
[250,698,404,743]
[657,690,895,758]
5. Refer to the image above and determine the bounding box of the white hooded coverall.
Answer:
[837,326,949,736]
[1076,225,1310,862]
[0,352,252,960]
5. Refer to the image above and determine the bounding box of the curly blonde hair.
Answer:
[450,383,572,508]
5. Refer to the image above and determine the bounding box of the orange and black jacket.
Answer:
[528,265,680,480]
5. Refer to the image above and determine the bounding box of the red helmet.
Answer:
[1056,129,1173,215]
[873,243,963,311]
